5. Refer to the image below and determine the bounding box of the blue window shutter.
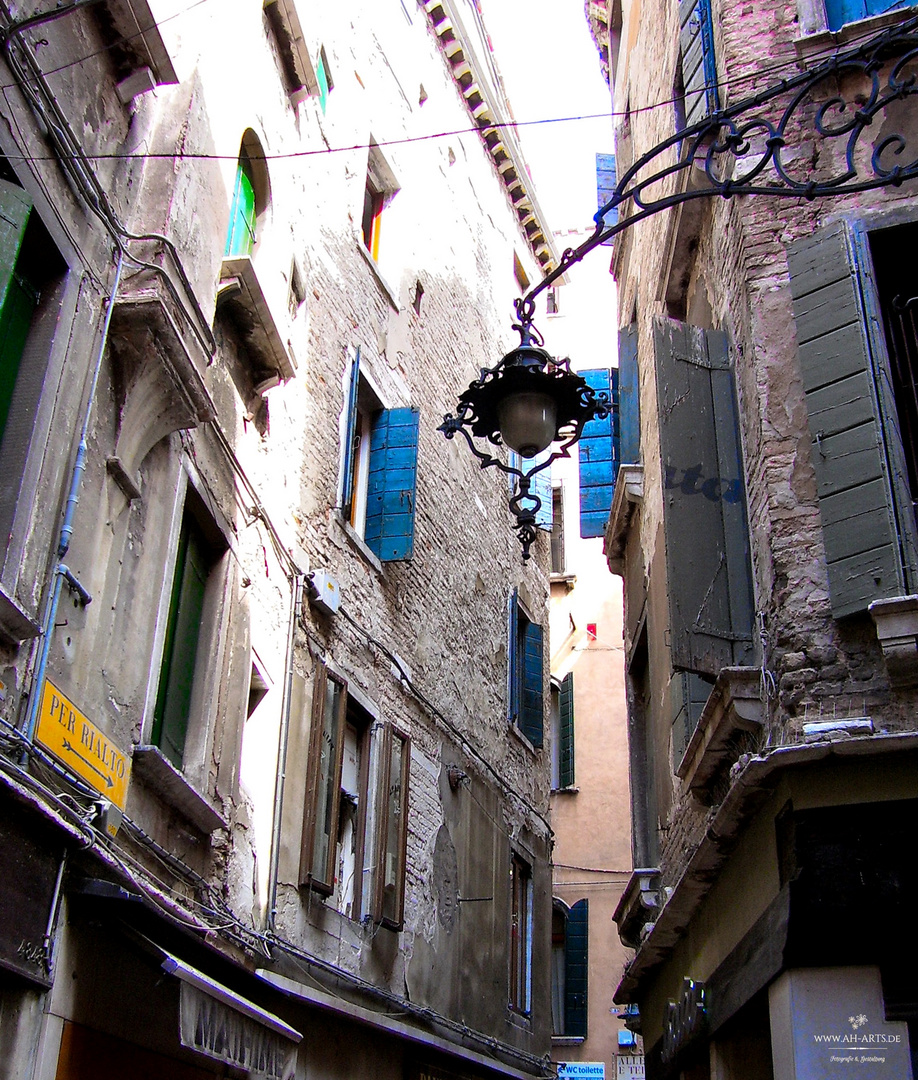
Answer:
[786,223,917,615]
[341,348,361,514]
[679,0,720,126]
[824,0,906,31]
[520,620,544,748]
[559,672,574,789]
[618,325,640,465]
[654,318,754,675]
[532,451,553,531]
[564,899,589,1037]
[364,407,419,561]
[578,368,618,538]
[596,153,617,245]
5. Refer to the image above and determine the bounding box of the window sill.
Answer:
[356,240,401,311]
[551,785,579,795]
[550,572,577,592]
[605,464,643,576]
[132,745,228,834]
[613,867,663,950]
[0,582,40,644]
[869,594,918,689]
[334,512,384,575]
[103,0,178,86]
[506,1009,532,1032]
[794,6,916,57]
[508,721,541,755]
[552,1036,585,1046]
[219,256,297,381]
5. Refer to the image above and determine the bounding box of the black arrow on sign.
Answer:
[62,737,115,788]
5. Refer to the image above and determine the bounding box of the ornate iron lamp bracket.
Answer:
[520,12,918,309]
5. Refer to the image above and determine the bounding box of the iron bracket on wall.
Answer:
[521,12,918,308]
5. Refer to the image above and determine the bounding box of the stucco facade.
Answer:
[0,2,565,1078]
[587,0,918,1077]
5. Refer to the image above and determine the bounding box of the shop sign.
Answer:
[558,1064,605,1079]
[661,978,706,1064]
[179,983,297,1080]
[35,680,131,813]
[616,1056,645,1079]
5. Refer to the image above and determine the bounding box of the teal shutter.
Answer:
[787,223,916,616]
[618,325,640,465]
[679,0,719,127]
[365,407,419,561]
[521,620,544,748]
[654,318,755,675]
[532,450,553,531]
[341,348,361,514]
[559,672,574,788]
[225,152,257,256]
[671,671,713,769]
[578,368,618,538]
[565,899,589,1037]
[596,153,617,243]
[152,512,212,769]
[825,0,907,30]
[0,180,34,445]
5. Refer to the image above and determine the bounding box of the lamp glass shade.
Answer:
[497,391,558,458]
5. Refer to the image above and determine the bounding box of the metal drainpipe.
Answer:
[265,571,304,936]
[23,250,124,744]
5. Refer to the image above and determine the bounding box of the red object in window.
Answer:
[587,623,597,641]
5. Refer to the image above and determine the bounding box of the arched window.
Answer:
[224,132,270,257]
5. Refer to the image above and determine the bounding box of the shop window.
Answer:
[299,665,410,927]
[551,898,589,1037]
[362,142,398,261]
[509,590,544,748]
[340,349,419,561]
[653,318,755,675]
[787,219,918,618]
[509,852,533,1015]
[151,491,226,770]
[677,0,719,130]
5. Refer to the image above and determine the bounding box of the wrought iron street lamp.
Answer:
[439,297,611,560]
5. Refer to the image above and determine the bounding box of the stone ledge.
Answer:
[132,745,227,834]
[613,867,662,950]
[0,582,40,644]
[676,667,764,801]
[219,256,296,382]
[103,0,178,86]
[869,594,918,689]
[604,463,643,576]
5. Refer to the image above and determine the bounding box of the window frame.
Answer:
[373,724,410,930]
[509,851,533,1015]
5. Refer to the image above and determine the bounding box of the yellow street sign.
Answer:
[35,680,131,811]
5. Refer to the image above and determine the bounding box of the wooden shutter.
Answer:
[671,671,713,769]
[559,672,575,789]
[0,180,31,312]
[824,0,907,30]
[679,0,719,127]
[364,407,419,561]
[654,318,754,675]
[300,665,346,893]
[564,899,589,1038]
[787,223,915,617]
[532,450,553,531]
[596,153,617,244]
[340,348,361,515]
[618,325,640,464]
[152,513,212,768]
[520,619,544,748]
[373,725,410,930]
[225,152,257,256]
[578,368,619,538]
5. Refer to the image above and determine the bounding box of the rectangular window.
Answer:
[362,142,399,262]
[509,590,544,748]
[509,853,533,1014]
[786,220,918,617]
[300,665,410,924]
[152,494,224,770]
[340,351,420,561]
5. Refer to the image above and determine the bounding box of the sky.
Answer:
[480,0,614,236]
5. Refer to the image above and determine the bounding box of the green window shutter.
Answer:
[559,671,574,788]
[578,368,619,538]
[364,407,419,561]
[520,619,544,748]
[341,348,361,515]
[564,899,589,1037]
[618,324,640,465]
[787,223,916,617]
[671,670,713,770]
[225,152,257,256]
[152,512,212,768]
[0,180,34,446]
[679,0,719,127]
[654,317,755,675]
